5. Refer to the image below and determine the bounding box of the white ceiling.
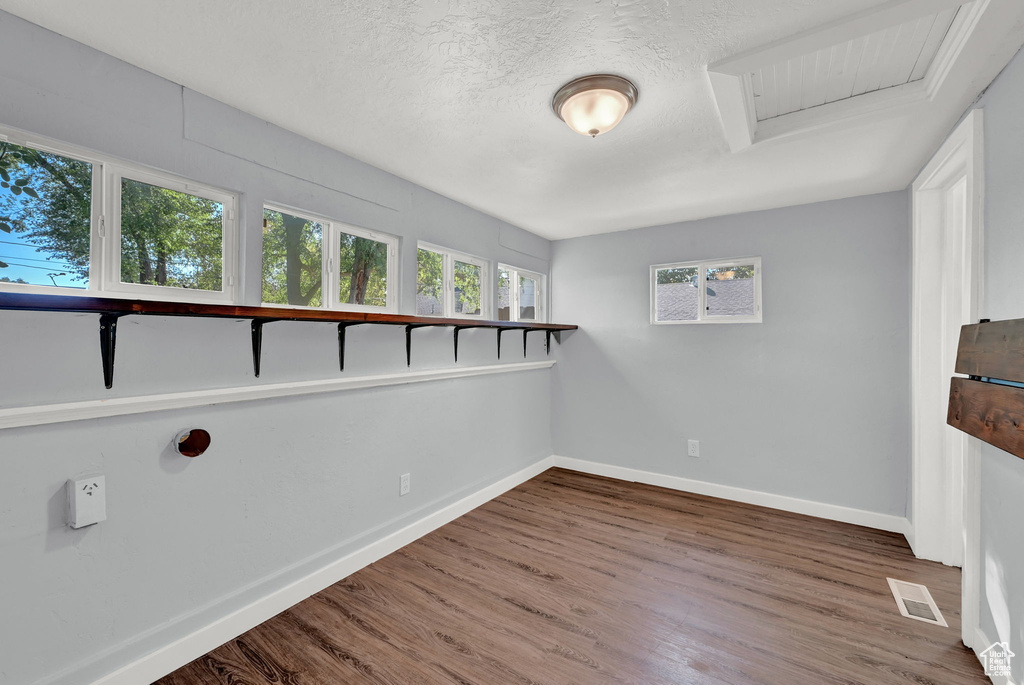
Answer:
[1,0,1022,240]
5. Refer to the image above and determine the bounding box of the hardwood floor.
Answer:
[157,468,985,685]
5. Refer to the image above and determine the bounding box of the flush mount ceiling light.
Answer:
[552,74,639,138]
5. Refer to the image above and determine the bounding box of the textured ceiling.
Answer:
[1,0,1022,240]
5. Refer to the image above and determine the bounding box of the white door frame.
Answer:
[910,108,984,647]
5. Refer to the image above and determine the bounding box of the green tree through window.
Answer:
[0,141,230,293]
[262,208,323,307]
[120,178,223,291]
[0,141,92,286]
[416,248,443,315]
[338,232,387,307]
[454,260,481,315]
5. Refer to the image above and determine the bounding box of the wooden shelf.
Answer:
[0,292,578,330]
[0,292,578,388]
[947,317,1024,461]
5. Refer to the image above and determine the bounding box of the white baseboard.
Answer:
[60,454,914,685]
[552,456,911,535]
[903,519,917,550]
[63,456,556,685]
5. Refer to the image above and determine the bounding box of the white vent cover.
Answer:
[887,578,948,627]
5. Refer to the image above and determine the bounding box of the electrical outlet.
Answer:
[687,440,700,458]
[67,475,106,528]
[400,473,410,496]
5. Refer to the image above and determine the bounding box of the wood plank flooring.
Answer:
[157,468,985,685]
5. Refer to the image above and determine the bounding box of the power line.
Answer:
[0,260,71,272]
[0,253,76,267]
[0,238,40,247]
[0,237,81,249]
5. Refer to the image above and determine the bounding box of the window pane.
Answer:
[416,248,443,315]
[261,208,323,307]
[0,142,92,289]
[497,268,511,321]
[339,231,388,307]
[454,260,481,315]
[705,264,755,316]
[120,178,223,291]
[519,275,537,320]
[655,267,699,321]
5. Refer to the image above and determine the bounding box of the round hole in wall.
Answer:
[174,428,212,458]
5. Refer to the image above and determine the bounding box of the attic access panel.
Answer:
[708,0,983,151]
[750,6,961,122]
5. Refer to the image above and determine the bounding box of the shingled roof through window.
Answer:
[656,278,755,321]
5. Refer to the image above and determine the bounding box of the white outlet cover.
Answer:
[687,440,700,458]
[400,473,410,496]
[67,475,106,528]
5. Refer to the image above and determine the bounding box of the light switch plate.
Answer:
[67,475,106,528]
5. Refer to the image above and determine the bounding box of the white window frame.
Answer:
[498,263,547,323]
[651,256,762,325]
[104,166,238,303]
[0,124,239,303]
[262,203,399,313]
[418,241,490,319]
[0,127,103,298]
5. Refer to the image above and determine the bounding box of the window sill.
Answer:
[652,316,762,325]
[0,360,557,430]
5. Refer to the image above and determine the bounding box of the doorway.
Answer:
[910,109,983,647]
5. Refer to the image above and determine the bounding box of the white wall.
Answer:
[0,12,553,685]
[968,44,1024,682]
[550,191,911,517]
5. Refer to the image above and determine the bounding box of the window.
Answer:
[0,138,93,290]
[262,207,324,307]
[262,204,397,311]
[416,242,489,318]
[498,264,546,322]
[0,127,238,302]
[652,257,761,324]
[337,226,392,309]
[109,170,235,300]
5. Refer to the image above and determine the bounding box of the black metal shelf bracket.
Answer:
[405,324,429,366]
[337,323,361,372]
[251,318,277,378]
[496,327,518,359]
[99,313,123,390]
[453,325,472,363]
[546,330,552,355]
[0,292,577,389]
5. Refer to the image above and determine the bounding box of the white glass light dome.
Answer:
[552,75,638,138]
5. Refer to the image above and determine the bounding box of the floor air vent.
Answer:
[886,578,948,627]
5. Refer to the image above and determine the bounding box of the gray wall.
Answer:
[550,191,911,516]
[0,12,553,685]
[971,44,1024,682]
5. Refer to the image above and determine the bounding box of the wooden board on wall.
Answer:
[948,376,1024,460]
[955,319,1024,382]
